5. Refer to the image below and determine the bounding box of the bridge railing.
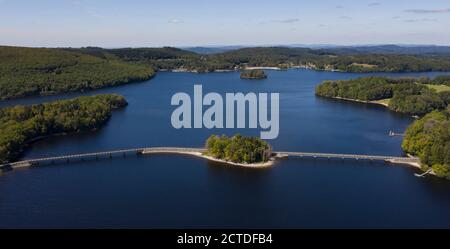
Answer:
[0,147,208,168]
[277,151,419,162]
[1,147,419,169]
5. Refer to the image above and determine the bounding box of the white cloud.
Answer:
[168,19,184,24]
[271,18,300,23]
[403,18,437,23]
[258,18,299,25]
[405,8,450,14]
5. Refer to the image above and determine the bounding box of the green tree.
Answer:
[0,94,127,163]
[205,134,272,164]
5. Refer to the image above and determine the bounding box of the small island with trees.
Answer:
[240,69,267,79]
[204,134,273,167]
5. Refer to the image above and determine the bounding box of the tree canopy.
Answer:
[402,107,450,179]
[2,46,450,100]
[315,76,449,115]
[0,46,154,100]
[0,94,127,163]
[205,134,272,164]
[63,46,450,73]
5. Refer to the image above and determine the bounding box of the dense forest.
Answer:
[0,46,155,100]
[205,134,272,164]
[240,69,267,79]
[2,46,450,100]
[315,76,450,115]
[309,54,450,72]
[402,107,450,179]
[0,94,127,163]
[67,46,450,73]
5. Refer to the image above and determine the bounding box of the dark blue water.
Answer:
[0,69,449,228]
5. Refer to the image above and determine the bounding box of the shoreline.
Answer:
[243,66,282,70]
[320,96,441,177]
[2,67,449,102]
[158,65,340,73]
[328,96,389,107]
[141,150,275,168]
[387,159,436,176]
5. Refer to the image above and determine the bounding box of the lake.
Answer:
[0,69,449,228]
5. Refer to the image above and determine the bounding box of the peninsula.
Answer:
[0,94,127,164]
[315,75,450,115]
[316,75,450,179]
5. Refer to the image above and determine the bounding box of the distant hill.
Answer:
[66,46,198,60]
[182,46,244,54]
[316,45,450,55]
[184,44,450,55]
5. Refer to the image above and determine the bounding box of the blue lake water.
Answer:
[0,69,449,228]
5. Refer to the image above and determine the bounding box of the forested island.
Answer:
[0,94,127,163]
[316,75,450,178]
[240,69,267,79]
[2,45,450,100]
[315,75,450,115]
[205,134,272,164]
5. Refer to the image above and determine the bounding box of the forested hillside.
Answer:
[68,46,450,73]
[0,46,155,100]
[403,107,450,179]
[2,46,450,100]
[315,76,450,115]
[0,94,127,163]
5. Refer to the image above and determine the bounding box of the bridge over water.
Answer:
[0,147,419,171]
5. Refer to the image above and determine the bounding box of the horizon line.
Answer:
[2,43,450,49]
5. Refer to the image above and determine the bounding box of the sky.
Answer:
[0,0,449,47]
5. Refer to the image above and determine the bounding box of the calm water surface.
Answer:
[0,69,449,228]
